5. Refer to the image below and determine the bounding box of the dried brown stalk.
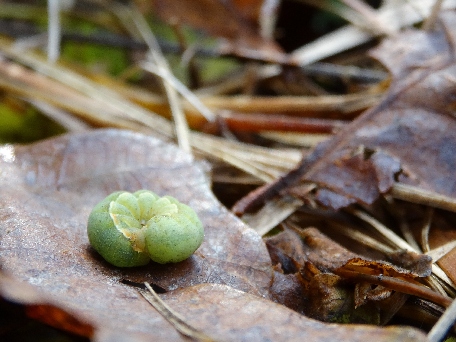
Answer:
[428,295,456,342]
[139,283,214,342]
[391,183,456,213]
[333,269,452,309]
[125,6,191,153]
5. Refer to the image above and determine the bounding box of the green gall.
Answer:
[87,190,204,267]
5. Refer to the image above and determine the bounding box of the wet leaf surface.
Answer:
[160,283,427,342]
[0,129,272,338]
[0,129,433,340]
[1,270,428,341]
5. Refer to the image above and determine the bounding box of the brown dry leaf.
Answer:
[1,271,428,342]
[269,270,306,313]
[266,227,440,322]
[266,227,432,277]
[233,11,456,214]
[0,271,95,338]
[149,0,285,62]
[305,272,383,324]
[338,258,427,285]
[266,227,359,271]
[160,283,427,342]
[297,227,361,271]
[0,129,272,338]
[0,129,432,340]
[266,227,308,269]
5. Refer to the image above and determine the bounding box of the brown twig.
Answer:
[220,112,346,133]
[139,282,214,342]
[428,295,456,342]
[391,183,456,213]
[334,269,452,309]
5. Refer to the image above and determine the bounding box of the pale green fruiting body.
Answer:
[87,190,204,267]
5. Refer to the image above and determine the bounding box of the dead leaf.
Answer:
[306,272,382,324]
[0,271,95,339]
[337,258,426,285]
[266,227,440,322]
[387,250,432,278]
[269,270,306,314]
[160,283,427,342]
[0,129,435,339]
[1,271,428,342]
[149,0,285,62]
[265,227,308,270]
[354,282,392,308]
[0,129,272,338]
[300,227,365,270]
[233,11,456,213]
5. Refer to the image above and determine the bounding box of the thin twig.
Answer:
[47,0,60,62]
[427,241,456,263]
[348,207,456,291]
[200,93,381,113]
[391,183,456,213]
[28,99,91,132]
[191,132,301,182]
[334,269,452,308]
[243,197,304,235]
[385,197,422,252]
[420,207,434,253]
[191,138,277,182]
[349,208,414,252]
[291,0,456,65]
[140,61,216,121]
[219,112,346,133]
[139,282,214,342]
[329,221,394,255]
[300,62,388,83]
[340,0,393,35]
[259,0,281,40]
[258,132,330,147]
[428,296,456,342]
[126,5,191,153]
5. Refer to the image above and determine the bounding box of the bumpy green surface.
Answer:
[87,190,204,267]
[144,196,205,264]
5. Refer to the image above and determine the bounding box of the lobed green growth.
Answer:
[87,190,204,267]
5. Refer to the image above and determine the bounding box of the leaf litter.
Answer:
[0,129,428,341]
[234,12,456,290]
[0,1,456,341]
[232,9,456,340]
